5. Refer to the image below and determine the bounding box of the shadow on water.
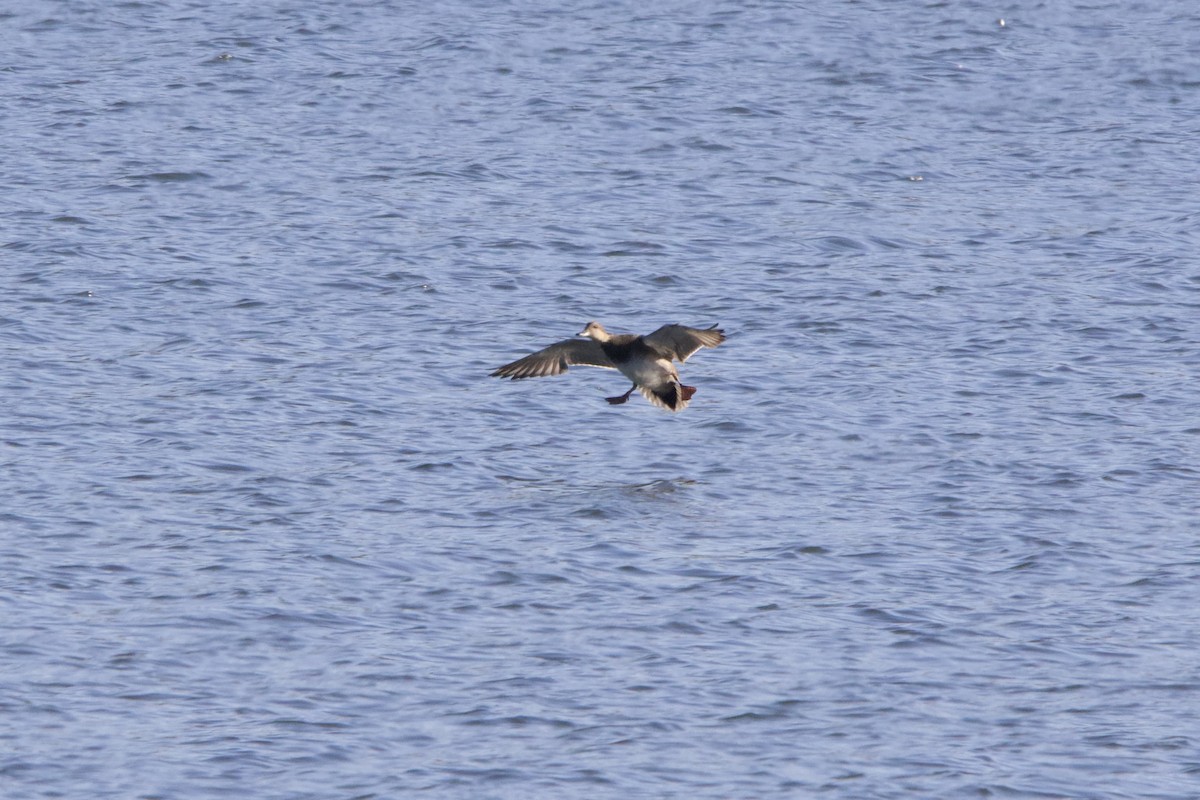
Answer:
[495,474,700,520]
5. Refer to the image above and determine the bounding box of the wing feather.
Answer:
[490,338,616,379]
[641,324,725,363]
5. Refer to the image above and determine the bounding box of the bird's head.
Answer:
[578,321,611,342]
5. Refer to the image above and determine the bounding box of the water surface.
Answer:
[2,1,1199,798]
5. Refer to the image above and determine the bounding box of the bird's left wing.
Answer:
[490,338,615,379]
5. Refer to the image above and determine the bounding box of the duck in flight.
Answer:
[491,322,726,412]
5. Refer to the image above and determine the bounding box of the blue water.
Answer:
[3,1,1199,798]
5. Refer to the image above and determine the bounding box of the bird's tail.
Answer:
[642,381,692,412]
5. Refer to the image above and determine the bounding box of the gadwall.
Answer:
[491,322,726,412]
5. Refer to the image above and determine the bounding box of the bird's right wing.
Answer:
[642,324,726,363]
[490,338,616,379]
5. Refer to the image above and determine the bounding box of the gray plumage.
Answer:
[491,322,726,411]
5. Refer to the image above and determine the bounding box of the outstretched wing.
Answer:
[490,338,616,379]
[642,324,725,363]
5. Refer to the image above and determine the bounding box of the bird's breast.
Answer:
[618,357,676,388]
